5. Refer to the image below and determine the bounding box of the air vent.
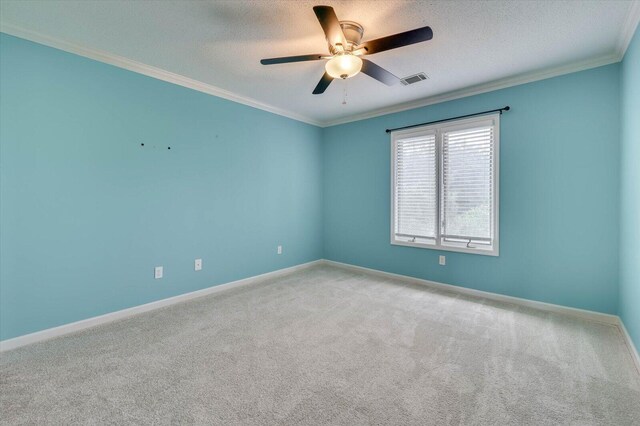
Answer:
[400,73,429,86]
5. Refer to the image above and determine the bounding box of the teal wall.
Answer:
[0,34,323,340]
[323,64,621,314]
[1,30,635,344]
[619,27,640,350]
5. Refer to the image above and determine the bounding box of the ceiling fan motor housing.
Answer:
[260,5,433,94]
[337,21,364,52]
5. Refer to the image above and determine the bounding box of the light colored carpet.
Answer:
[1,264,639,425]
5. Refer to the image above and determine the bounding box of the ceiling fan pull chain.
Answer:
[342,79,348,105]
[260,6,432,95]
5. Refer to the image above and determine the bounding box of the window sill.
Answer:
[390,239,499,257]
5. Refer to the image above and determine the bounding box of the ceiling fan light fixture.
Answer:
[260,6,433,94]
[325,53,362,79]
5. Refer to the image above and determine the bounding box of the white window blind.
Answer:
[394,134,437,244]
[441,125,494,246]
[390,114,499,256]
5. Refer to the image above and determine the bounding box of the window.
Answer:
[391,114,499,256]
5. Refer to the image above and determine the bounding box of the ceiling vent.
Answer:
[400,73,429,86]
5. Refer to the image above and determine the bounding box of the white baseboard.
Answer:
[321,260,620,325]
[4,257,637,375]
[0,260,322,352]
[618,319,640,375]
[321,260,640,374]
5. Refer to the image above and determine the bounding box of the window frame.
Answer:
[390,113,500,256]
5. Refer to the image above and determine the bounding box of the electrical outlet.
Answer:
[195,258,202,271]
[277,245,282,255]
[439,255,446,266]
[155,266,163,279]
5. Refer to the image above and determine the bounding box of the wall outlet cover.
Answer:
[154,266,163,279]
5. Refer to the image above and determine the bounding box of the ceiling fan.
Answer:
[260,5,433,95]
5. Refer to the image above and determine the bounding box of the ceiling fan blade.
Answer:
[312,72,333,95]
[359,26,433,55]
[360,59,399,86]
[313,5,347,49]
[260,54,326,65]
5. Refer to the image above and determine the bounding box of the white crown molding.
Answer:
[617,0,640,59]
[321,53,621,127]
[2,11,638,129]
[0,23,324,127]
[0,260,322,352]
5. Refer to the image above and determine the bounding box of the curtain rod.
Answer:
[385,106,510,133]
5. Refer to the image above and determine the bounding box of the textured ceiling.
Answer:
[1,0,638,125]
